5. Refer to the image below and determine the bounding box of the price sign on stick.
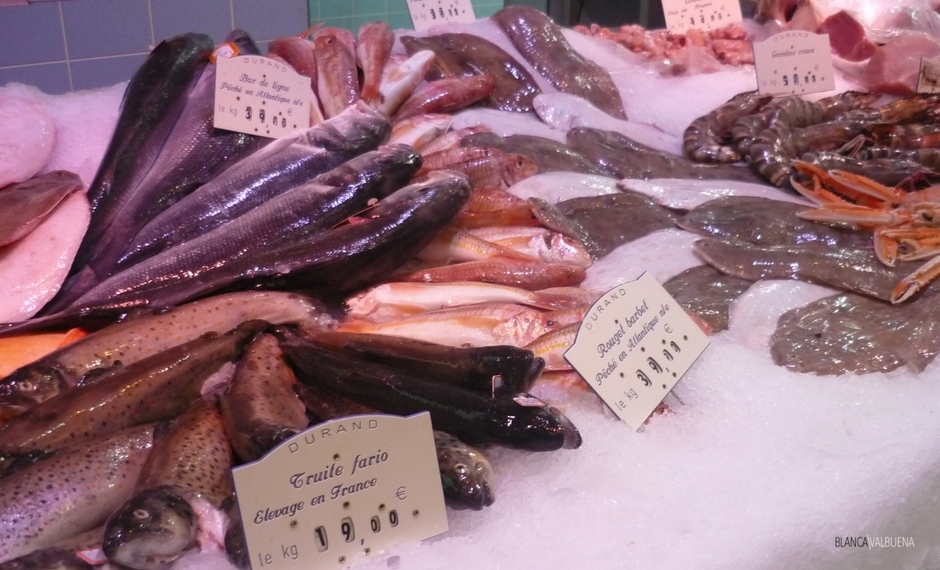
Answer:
[407,0,476,31]
[564,273,709,431]
[752,31,836,96]
[214,55,310,138]
[233,413,447,570]
[661,0,743,33]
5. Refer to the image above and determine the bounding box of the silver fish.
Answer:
[117,102,390,268]
[0,424,154,563]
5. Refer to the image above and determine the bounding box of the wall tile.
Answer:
[0,3,66,67]
[354,0,386,16]
[152,0,233,43]
[0,63,71,94]
[233,0,308,41]
[69,53,148,90]
[62,0,152,58]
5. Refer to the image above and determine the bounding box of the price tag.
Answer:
[662,0,742,33]
[917,56,940,93]
[407,0,476,31]
[752,31,835,95]
[564,273,709,431]
[214,55,311,139]
[232,413,448,570]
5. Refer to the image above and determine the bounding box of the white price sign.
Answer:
[917,56,940,94]
[564,273,709,430]
[753,31,835,95]
[662,0,742,33]
[214,55,310,138]
[232,413,448,570]
[407,0,476,31]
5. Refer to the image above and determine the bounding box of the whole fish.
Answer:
[72,33,214,275]
[393,75,495,121]
[74,172,471,310]
[677,196,871,248]
[566,126,768,184]
[400,33,541,112]
[419,148,538,188]
[491,5,625,118]
[418,225,539,264]
[293,381,497,510]
[278,327,582,451]
[346,281,585,319]
[0,171,83,248]
[552,192,679,258]
[467,226,592,266]
[103,397,234,570]
[0,424,154,564]
[315,28,360,118]
[356,22,394,107]
[0,321,265,455]
[219,334,308,463]
[395,257,586,290]
[338,302,560,348]
[461,131,615,176]
[298,330,543,396]
[771,290,940,375]
[72,32,264,288]
[117,102,390,268]
[694,237,940,301]
[268,35,317,91]
[0,291,328,419]
[421,126,490,156]
[662,265,753,332]
[71,145,421,312]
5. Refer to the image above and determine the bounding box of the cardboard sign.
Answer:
[662,0,743,33]
[753,31,836,95]
[214,55,310,138]
[232,413,448,570]
[917,56,940,94]
[564,273,709,430]
[407,0,476,31]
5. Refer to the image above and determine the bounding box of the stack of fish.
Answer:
[7,2,940,568]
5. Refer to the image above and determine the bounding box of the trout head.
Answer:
[0,365,68,420]
[103,486,198,570]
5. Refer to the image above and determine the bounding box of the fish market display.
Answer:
[7,5,940,570]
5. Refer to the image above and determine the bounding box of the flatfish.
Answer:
[677,196,872,248]
[662,265,753,332]
[693,237,940,302]
[771,290,940,374]
[491,6,625,118]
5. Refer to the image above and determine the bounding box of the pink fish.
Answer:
[394,75,496,121]
[314,28,360,118]
[356,22,394,107]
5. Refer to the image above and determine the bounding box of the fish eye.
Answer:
[17,381,34,393]
[454,463,467,474]
[133,509,151,520]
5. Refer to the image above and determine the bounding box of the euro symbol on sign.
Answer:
[396,487,407,500]
[664,324,673,334]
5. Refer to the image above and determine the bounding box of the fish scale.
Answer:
[0,424,154,564]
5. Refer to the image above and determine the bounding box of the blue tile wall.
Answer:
[0,0,309,94]
[0,0,511,94]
